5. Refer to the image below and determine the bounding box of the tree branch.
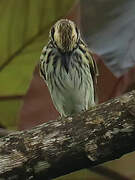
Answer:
[0,90,135,180]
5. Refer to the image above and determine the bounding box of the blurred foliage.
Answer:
[0,0,76,129]
[55,169,109,180]
[0,100,21,129]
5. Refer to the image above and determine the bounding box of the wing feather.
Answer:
[39,46,47,80]
[79,40,99,103]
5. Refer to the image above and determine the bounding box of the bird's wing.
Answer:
[79,40,99,103]
[88,49,99,104]
[79,40,99,84]
[88,50,99,104]
[88,49,99,84]
[39,46,47,81]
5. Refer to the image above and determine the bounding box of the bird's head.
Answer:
[50,19,80,52]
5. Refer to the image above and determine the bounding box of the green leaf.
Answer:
[0,0,76,128]
[0,100,22,130]
[0,0,75,95]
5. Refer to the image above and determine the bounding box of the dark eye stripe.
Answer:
[51,27,55,41]
[75,26,79,39]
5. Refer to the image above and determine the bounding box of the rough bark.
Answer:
[1,90,135,180]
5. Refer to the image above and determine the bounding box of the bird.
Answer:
[39,19,99,117]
